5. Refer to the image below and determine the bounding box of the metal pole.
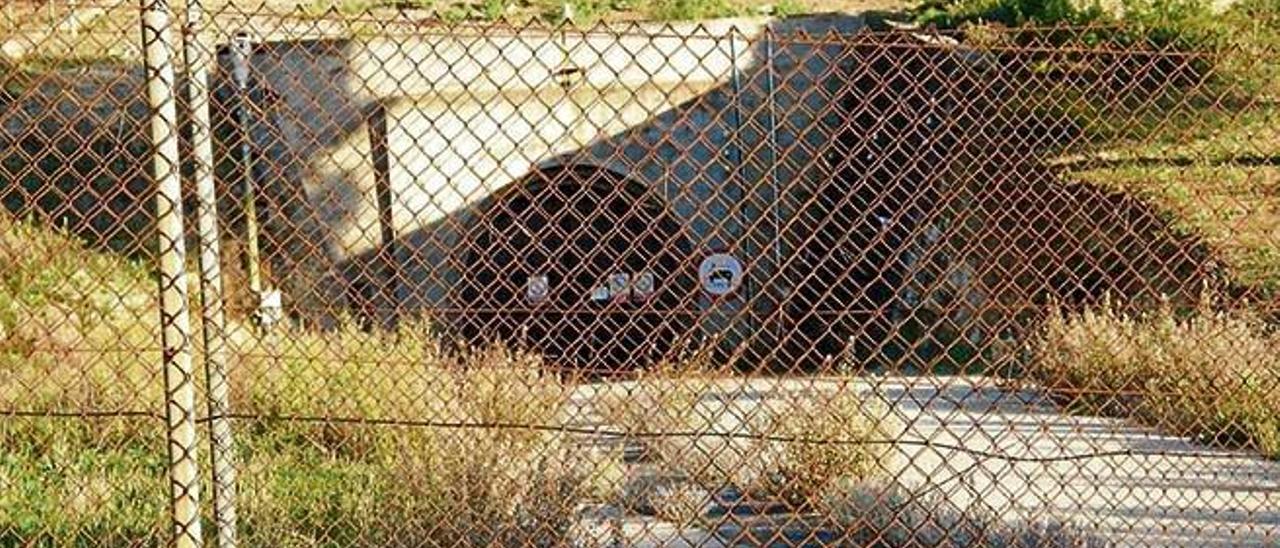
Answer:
[141,0,202,546]
[368,102,400,330]
[729,31,744,176]
[183,0,239,545]
[230,33,264,303]
[67,0,79,38]
[764,30,784,346]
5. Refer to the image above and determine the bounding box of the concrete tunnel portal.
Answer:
[210,17,1014,373]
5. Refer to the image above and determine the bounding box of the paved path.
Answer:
[566,376,1280,546]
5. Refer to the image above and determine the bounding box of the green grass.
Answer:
[958,0,1280,294]
[919,0,1280,461]
[1054,99,1280,293]
[1074,162,1280,293]
[1048,91,1280,291]
[916,0,1249,52]
[2,331,609,545]
[641,0,742,20]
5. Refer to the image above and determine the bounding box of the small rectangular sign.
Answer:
[608,272,630,303]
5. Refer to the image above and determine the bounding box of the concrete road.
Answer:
[566,376,1280,546]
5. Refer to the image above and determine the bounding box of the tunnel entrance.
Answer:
[456,166,697,374]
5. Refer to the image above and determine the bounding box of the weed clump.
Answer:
[1026,296,1280,459]
[0,215,617,545]
[597,355,895,517]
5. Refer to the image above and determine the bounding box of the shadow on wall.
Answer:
[0,15,1222,374]
[0,68,154,258]
[880,56,1221,374]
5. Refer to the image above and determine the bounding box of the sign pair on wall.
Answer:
[598,271,658,304]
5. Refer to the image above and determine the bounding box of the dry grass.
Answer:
[1,214,899,542]
[1026,295,1280,459]
[594,350,768,520]
[596,357,895,517]
[0,214,620,545]
[20,213,973,545]
[757,387,894,507]
[2,326,611,545]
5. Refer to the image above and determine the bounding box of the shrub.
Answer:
[1,337,610,545]
[915,0,1238,52]
[597,357,895,513]
[1025,296,1280,458]
[595,349,768,497]
[914,0,1107,29]
[642,0,739,21]
[226,337,617,545]
[755,387,895,507]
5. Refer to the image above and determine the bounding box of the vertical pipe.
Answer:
[230,32,263,301]
[729,31,744,180]
[367,102,399,329]
[67,0,79,38]
[764,30,783,345]
[141,0,202,545]
[183,0,239,545]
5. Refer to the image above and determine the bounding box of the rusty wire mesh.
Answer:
[2,1,1279,546]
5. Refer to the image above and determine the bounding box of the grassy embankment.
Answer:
[921,0,1280,458]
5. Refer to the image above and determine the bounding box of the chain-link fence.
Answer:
[2,1,1279,545]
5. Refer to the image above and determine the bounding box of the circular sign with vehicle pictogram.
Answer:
[698,252,743,296]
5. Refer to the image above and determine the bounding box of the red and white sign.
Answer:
[608,272,630,303]
[632,271,656,302]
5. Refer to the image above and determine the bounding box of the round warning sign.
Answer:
[698,253,743,296]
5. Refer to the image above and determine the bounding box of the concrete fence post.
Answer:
[182,0,240,545]
[141,0,203,546]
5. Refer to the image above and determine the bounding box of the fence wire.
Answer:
[2,1,1279,546]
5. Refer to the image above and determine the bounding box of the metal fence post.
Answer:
[182,0,239,545]
[142,0,203,546]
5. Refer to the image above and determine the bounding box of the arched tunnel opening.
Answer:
[455,166,698,375]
